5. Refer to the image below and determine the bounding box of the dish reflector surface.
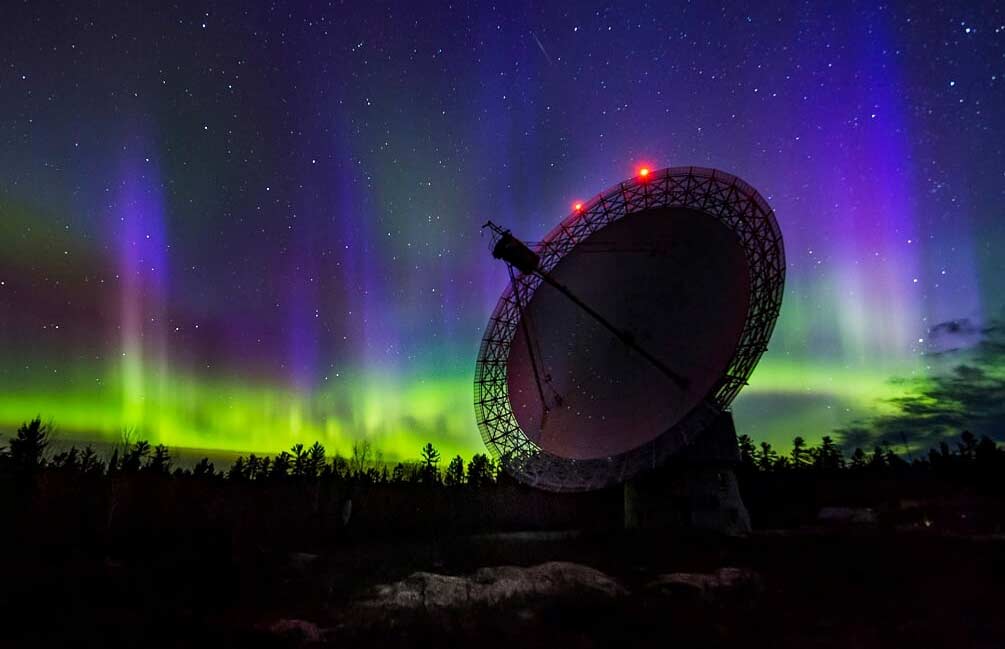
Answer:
[507,207,750,460]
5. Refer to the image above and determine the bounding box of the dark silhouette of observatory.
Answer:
[475,167,785,534]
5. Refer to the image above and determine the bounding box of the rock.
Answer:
[359,561,627,612]
[473,562,627,604]
[817,506,877,525]
[646,567,762,603]
[405,572,470,609]
[647,573,708,599]
[267,618,323,644]
[369,576,427,609]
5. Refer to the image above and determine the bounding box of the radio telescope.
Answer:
[474,166,784,523]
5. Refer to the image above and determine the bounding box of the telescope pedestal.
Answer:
[624,411,751,536]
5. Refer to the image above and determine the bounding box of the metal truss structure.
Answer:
[474,167,786,492]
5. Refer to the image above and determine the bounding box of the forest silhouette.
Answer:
[3,415,1004,648]
[6,415,1004,486]
[3,414,1003,534]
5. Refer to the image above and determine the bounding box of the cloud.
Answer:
[835,319,1005,452]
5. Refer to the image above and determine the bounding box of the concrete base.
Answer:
[624,411,752,536]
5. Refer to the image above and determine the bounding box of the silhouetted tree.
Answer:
[193,457,215,478]
[929,441,953,473]
[975,435,1000,468]
[444,455,465,487]
[291,443,307,479]
[228,456,248,481]
[791,436,810,469]
[79,445,103,475]
[121,440,150,473]
[466,453,494,487]
[350,439,371,476]
[814,436,844,471]
[420,442,441,485]
[256,456,272,480]
[146,444,172,474]
[737,434,756,471]
[849,447,867,470]
[306,441,326,478]
[885,446,907,470]
[757,441,777,472]
[958,430,977,462]
[869,446,886,470]
[52,446,79,471]
[8,417,51,472]
[391,462,406,484]
[245,454,260,480]
[271,451,291,479]
[331,454,349,480]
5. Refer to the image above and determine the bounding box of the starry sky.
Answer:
[1,1,1003,462]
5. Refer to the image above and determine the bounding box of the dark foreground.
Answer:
[4,526,1004,648]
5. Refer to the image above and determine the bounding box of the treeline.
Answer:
[3,416,1004,488]
[1,417,501,487]
[736,431,1005,480]
[3,416,1004,541]
[0,417,620,550]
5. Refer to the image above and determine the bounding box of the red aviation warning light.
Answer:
[573,202,584,212]
[638,167,651,179]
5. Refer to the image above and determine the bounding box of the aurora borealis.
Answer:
[1,2,1003,461]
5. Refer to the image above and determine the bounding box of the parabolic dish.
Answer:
[474,167,785,492]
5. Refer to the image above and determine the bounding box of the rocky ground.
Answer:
[4,527,1004,648]
[242,528,1005,649]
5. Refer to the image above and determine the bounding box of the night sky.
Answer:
[1,2,1003,461]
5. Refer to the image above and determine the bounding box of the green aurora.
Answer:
[0,350,921,462]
